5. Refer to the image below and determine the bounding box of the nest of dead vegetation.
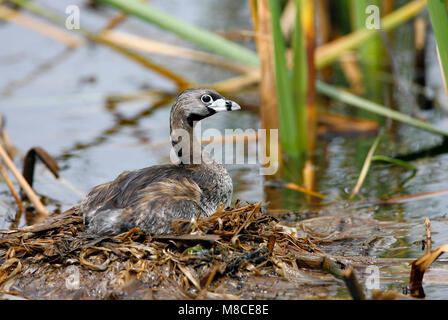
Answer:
[0,202,350,299]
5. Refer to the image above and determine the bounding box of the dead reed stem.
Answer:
[100,30,254,73]
[0,144,49,217]
[302,0,317,153]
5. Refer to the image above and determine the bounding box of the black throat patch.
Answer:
[186,108,216,127]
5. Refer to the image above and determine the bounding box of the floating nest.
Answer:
[0,202,356,300]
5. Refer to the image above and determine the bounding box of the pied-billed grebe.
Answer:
[81,88,241,235]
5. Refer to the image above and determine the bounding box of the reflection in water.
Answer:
[59,93,174,156]
[1,48,75,97]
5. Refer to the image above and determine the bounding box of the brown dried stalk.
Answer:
[0,144,49,217]
[342,266,366,300]
[409,218,448,298]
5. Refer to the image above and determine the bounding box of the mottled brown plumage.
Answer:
[81,89,241,235]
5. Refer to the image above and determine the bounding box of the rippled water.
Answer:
[1,0,448,299]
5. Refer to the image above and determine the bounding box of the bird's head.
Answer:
[170,88,241,129]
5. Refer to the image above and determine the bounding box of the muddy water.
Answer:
[1,0,448,299]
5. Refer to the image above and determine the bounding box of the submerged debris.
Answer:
[0,202,354,299]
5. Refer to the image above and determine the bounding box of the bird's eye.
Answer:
[201,94,212,104]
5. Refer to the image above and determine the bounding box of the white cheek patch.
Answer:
[209,99,228,112]
[209,99,241,112]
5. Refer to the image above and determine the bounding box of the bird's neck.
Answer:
[170,119,208,165]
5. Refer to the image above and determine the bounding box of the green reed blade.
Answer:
[94,0,260,67]
[427,0,448,96]
[268,0,300,155]
[316,80,448,137]
[371,155,417,171]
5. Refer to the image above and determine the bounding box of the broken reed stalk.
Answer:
[0,144,49,217]
[20,147,61,203]
[409,218,448,298]
[22,147,60,188]
[343,266,366,300]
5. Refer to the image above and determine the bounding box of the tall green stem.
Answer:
[268,0,300,155]
[427,0,448,96]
